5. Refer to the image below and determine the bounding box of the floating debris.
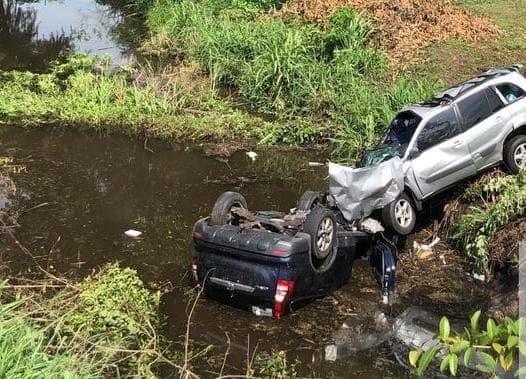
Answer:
[124,229,142,238]
[246,151,258,161]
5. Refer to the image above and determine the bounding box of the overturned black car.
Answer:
[191,191,397,319]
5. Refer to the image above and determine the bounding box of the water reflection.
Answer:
[0,0,145,71]
[0,0,71,71]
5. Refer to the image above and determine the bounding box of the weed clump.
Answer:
[0,263,165,377]
[453,170,526,274]
[64,263,160,348]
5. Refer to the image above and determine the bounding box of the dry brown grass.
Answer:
[274,0,501,67]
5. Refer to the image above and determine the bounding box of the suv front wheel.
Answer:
[504,134,526,173]
[382,193,416,235]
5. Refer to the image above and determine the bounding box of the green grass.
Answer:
[0,264,165,378]
[0,298,94,378]
[0,54,285,144]
[142,0,439,161]
[420,0,526,85]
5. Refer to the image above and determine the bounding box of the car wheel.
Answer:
[297,190,322,211]
[303,206,337,271]
[504,134,526,173]
[381,193,416,235]
[209,191,247,226]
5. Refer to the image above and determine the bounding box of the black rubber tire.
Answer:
[303,206,337,271]
[503,134,526,174]
[297,190,323,211]
[209,191,247,226]
[381,193,416,236]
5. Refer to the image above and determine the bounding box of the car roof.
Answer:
[402,65,524,119]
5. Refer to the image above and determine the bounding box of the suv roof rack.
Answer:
[422,65,524,106]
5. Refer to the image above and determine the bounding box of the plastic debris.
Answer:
[246,151,258,161]
[413,237,440,259]
[308,161,325,167]
[124,229,142,238]
[473,273,485,282]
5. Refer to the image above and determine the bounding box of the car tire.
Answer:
[381,193,416,235]
[297,190,322,211]
[209,191,247,226]
[303,206,337,271]
[504,134,526,173]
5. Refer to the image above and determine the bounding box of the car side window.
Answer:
[416,107,461,152]
[485,87,505,113]
[457,90,491,131]
[496,83,526,104]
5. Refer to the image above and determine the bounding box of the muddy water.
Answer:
[0,1,407,377]
[0,126,405,377]
[0,0,143,70]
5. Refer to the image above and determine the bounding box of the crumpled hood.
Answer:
[329,157,405,221]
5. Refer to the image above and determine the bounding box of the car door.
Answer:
[409,106,476,198]
[459,87,512,170]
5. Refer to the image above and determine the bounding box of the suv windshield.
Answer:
[384,111,422,150]
[359,111,422,167]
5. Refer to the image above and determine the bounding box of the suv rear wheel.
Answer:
[382,193,416,235]
[303,206,337,272]
[504,134,526,173]
[210,191,247,226]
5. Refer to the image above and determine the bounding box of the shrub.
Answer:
[64,263,160,348]
[453,170,526,274]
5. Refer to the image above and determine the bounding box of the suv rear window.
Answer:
[496,83,525,104]
[417,107,461,151]
[457,90,491,130]
[485,87,505,113]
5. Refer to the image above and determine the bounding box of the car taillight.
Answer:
[192,231,203,239]
[271,247,289,257]
[273,279,295,319]
[191,258,199,283]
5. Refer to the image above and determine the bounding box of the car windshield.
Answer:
[358,111,422,167]
[384,111,422,150]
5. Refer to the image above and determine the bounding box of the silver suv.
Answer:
[363,66,526,234]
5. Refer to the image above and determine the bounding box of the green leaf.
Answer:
[480,352,497,371]
[464,347,474,367]
[519,340,526,356]
[487,318,497,340]
[500,351,514,371]
[492,342,504,354]
[508,335,519,348]
[440,355,450,373]
[450,340,470,354]
[449,353,459,376]
[409,350,421,367]
[417,346,439,376]
[471,310,481,332]
[440,316,451,341]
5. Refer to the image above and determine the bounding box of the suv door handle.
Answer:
[453,139,463,147]
[496,116,503,122]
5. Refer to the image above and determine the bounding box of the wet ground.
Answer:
[0,1,490,377]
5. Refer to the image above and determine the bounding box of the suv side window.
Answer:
[485,87,505,113]
[457,90,491,131]
[496,83,526,104]
[417,107,461,152]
